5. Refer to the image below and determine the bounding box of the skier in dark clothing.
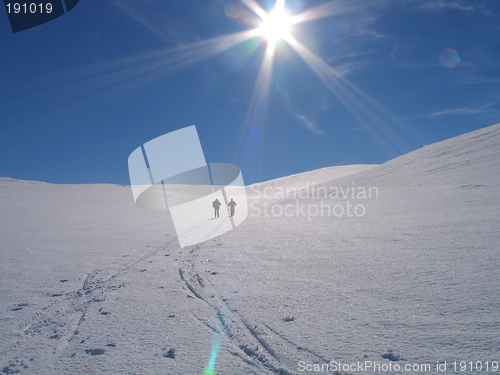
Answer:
[228,198,237,217]
[212,198,221,218]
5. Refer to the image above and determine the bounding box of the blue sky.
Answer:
[1,0,499,185]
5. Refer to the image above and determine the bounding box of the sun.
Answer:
[257,5,293,43]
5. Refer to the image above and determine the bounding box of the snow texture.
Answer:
[1,124,499,374]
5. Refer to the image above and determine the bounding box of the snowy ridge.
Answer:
[348,123,500,189]
[249,165,378,192]
[1,124,499,374]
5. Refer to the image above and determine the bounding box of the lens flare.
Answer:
[203,336,221,375]
[439,48,460,68]
[202,309,231,375]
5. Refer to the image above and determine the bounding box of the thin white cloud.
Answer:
[112,0,191,45]
[454,74,500,86]
[390,43,398,59]
[320,94,334,111]
[431,108,485,117]
[293,113,326,135]
[410,0,493,15]
[277,86,326,135]
[401,100,499,121]
[311,1,395,75]
[430,102,498,117]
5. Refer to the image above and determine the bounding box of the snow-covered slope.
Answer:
[248,164,378,195]
[1,124,499,374]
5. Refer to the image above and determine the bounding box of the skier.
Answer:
[228,198,237,217]
[212,198,221,218]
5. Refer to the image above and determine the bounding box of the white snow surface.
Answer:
[1,124,499,374]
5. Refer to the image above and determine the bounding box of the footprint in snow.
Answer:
[162,348,176,359]
[10,303,28,311]
[85,349,105,356]
[381,350,401,361]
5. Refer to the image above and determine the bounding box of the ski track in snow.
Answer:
[1,217,331,374]
[1,239,332,374]
[1,238,176,374]
[175,235,337,375]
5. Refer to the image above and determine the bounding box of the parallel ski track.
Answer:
[174,226,345,375]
